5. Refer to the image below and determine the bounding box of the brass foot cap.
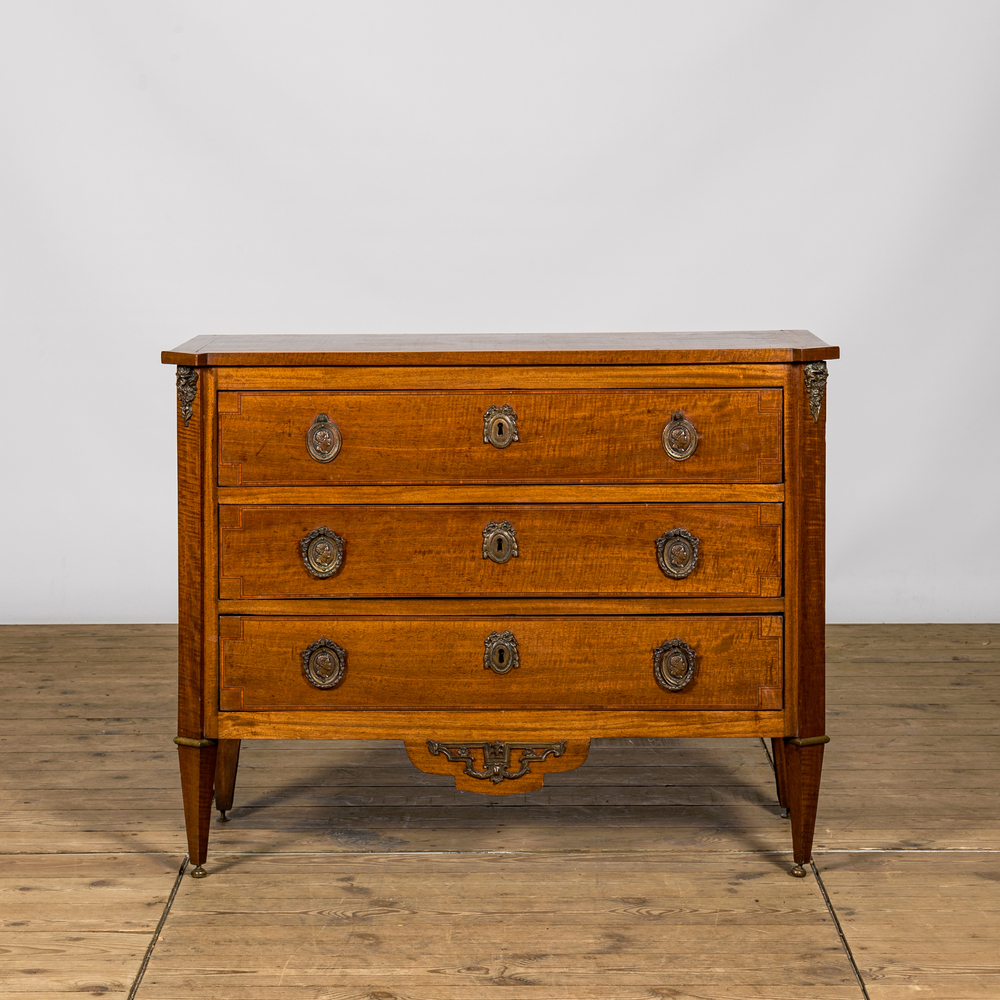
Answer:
[190,865,208,878]
[218,811,229,822]
[789,864,808,878]
[780,807,790,819]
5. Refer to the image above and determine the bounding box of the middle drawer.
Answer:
[219,504,782,599]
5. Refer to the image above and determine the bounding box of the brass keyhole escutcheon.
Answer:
[655,528,700,579]
[306,413,342,463]
[482,520,519,564]
[484,630,519,675]
[483,404,519,449]
[653,638,696,692]
[300,526,345,579]
[661,410,698,461]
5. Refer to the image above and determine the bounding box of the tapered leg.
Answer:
[783,740,825,876]
[214,739,241,821]
[178,743,218,877]
[771,737,790,817]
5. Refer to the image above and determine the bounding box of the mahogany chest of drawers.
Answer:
[162,331,838,877]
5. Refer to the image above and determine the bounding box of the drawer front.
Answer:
[218,615,783,712]
[219,504,782,599]
[218,390,782,485]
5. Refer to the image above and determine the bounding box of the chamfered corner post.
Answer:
[173,362,219,875]
[783,359,831,876]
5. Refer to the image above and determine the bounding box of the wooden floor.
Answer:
[1,624,997,999]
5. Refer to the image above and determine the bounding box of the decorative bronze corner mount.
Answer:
[426,740,566,784]
[803,362,828,423]
[176,366,199,427]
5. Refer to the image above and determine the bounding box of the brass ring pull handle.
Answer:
[484,630,519,674]
[483,404,519,449]
[300,526,345,578]
[483,520,519,564]
[661,410,698,460]
[655,528,700,579]
[301,638,347,689]
[653,638,696,692]
[306,413,342,463]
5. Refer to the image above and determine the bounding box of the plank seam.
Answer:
[811,860,872,1000]
[126,856,187,1000]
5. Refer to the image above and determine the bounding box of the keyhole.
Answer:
[497,421,505,438]
[497,648,505,664]
[496,538,504,553]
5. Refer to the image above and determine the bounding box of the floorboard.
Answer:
[0,623,996,997]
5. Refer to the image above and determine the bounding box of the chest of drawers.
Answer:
[163,331,838,878]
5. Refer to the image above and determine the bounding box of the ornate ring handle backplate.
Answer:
[306,413,342,462]
[483,404,519,449]
[300,526,345,578]
[661,411,698,460]
[484,630,519,674]
[655,528,700,579]
[301,638,347,689]
[653,638,696,692]
[483,520,518,564]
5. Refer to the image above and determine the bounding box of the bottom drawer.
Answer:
[218,616,783,712]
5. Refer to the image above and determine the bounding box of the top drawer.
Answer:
[218,389,783,486]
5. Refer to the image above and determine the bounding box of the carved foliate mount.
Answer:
[803,362,828,422]
[176,366,199,427]
[426,740,566,784]
[483,404,519,448]
[655,527,700,579]
[301,638,347,689]
[300,526,345,578]
[653,638,697,692]
[484,630,519,674]
[482,521,518,564]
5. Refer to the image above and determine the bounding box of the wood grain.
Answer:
[218,615,783,712]
[818,852,1000,999]
[220,482,786,503]
[217,389,783,485]
[162,329,840,367]
[219,503,782,599]
[6,621,995,993]
[135,852,855,994]
[0,852,180,994]
[215,362,790,391]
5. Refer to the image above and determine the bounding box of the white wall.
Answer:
[1,1,998,623]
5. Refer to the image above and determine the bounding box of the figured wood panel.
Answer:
[216,596,786,615]
[219,483,786,503]
[217,389,783,485]
[219,503,782,599]
[214,363,788,390]
[218,615,783,712]
[163,329,840,366]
